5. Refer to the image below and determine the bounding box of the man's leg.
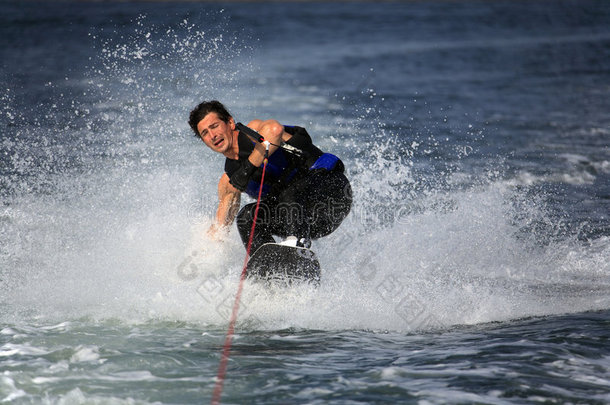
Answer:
[270,170,352,242]
[305,171,352,239]
[235,202,275,253]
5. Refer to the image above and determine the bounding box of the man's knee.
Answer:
[235,204,256,237]
[236,204,252,222]
[236,202,273,228]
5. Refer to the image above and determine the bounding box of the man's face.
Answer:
[196,112,235,155]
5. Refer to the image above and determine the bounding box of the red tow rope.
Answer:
[211,146,270,405]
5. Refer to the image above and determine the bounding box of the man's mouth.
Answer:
[213,138,224,147]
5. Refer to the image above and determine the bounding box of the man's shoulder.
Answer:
[245,119,265,131]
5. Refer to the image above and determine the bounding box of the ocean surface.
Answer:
[1,0,609,403]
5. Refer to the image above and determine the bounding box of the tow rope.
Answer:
[211,141,270,405]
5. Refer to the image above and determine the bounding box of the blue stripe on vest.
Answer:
[244,148,295,199]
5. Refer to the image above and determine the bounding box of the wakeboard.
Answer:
[246,242,321,286]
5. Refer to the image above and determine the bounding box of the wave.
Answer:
[1,11,608,333]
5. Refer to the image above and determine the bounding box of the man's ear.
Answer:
[229,117,235,130]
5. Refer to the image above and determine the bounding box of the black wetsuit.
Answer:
[225,125,352,252]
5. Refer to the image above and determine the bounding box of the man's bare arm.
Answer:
[208,173,241,239]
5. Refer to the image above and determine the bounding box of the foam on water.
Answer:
[1,12,609,333]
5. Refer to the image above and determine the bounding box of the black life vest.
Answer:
[224,125,323,199]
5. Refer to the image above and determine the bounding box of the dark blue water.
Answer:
[1,1,609,403]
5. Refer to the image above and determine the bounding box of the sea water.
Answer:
[1,1,609,403]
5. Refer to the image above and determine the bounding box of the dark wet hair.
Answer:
[188,100,232,136]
